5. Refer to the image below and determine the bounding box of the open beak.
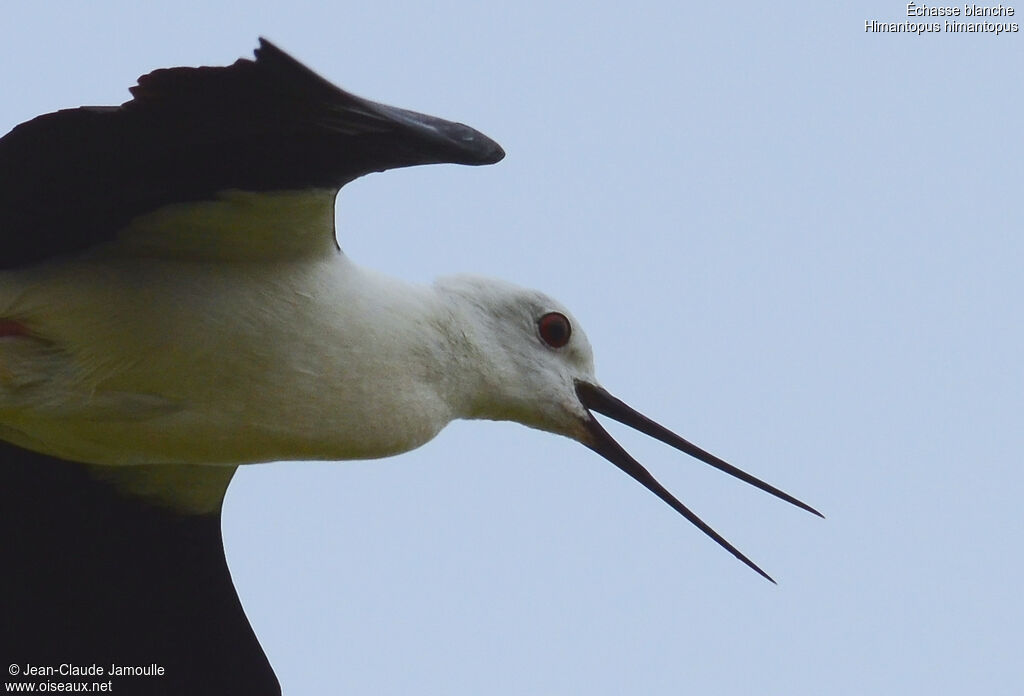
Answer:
[574,381,822,583]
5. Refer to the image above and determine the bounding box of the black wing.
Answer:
[0,446,281,695]
[0,38,504,269]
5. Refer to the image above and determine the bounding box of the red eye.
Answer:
[538,312,571,348]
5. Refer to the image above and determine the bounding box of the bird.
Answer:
[0,40,820,695]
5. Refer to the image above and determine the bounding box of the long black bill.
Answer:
[575,381,822,583]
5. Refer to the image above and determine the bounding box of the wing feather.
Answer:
[0,39,503,268]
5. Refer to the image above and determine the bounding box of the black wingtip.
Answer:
[478,138,505,165]
[435,118,505,165]
[254,37,505,170]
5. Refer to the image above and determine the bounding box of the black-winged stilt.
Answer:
[0,40,820,695]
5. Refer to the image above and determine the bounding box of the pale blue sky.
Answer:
[3,2,1021,694]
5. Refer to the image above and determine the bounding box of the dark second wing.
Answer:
[0,38,504,269]
[0,446,281,695]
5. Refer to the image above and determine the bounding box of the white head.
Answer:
[434,275,822,582]
[435,275,595,438]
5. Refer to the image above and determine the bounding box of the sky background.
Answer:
[3,2,1021,694]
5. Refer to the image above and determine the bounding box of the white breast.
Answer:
[0,251,460,466]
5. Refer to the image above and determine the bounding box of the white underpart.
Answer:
[0,189,597,474]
